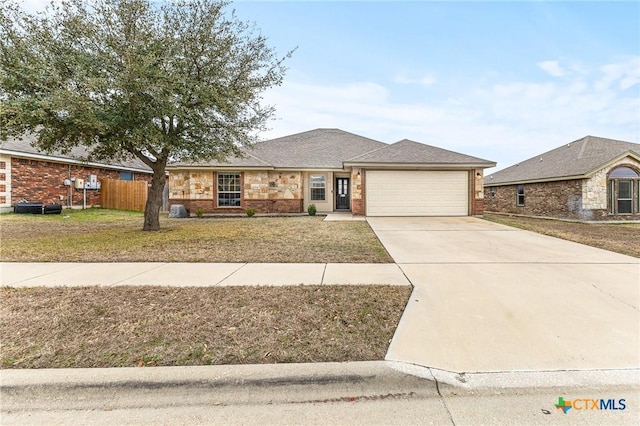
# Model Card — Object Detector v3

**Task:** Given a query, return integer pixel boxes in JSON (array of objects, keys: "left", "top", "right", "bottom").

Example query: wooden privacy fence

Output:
[{"left": 101, "top": 180, "right": 148, "bottom": 212}]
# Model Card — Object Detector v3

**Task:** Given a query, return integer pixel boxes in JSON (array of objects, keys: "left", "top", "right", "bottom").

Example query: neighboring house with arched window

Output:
[{"left": 484, "top": 136, "right": 640, "bottom": 221}]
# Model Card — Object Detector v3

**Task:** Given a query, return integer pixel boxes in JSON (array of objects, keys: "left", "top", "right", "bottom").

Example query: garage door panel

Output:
[{"left": 366, "top": 171, "right": 468, "bottom": 216}]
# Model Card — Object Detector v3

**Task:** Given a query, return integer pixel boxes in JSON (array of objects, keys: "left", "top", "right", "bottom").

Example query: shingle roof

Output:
[
  {"left": 0, "top": 135, "right": 152, "bottom": 172},
  {"left": 346, "top": 139, "right": 495, "bottom": 166},
  {"left": 173, "top": 150, "right": 272, "bottom": 168},
  {"left": 169, "top": 130, "right": 496, "bottom": 170},
  {"left": 252, "top": 128, "right": 388, "bottom": 168},
  {"left": 171, "top": 128, "right": 387, "bottom": 169},
  {"left": 485, "top": 136, "right": 640, "bottom": 185}
]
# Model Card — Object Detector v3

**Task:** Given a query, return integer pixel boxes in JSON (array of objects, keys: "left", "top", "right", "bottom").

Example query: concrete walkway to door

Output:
[{"left": 367, "top": 217, "right": 640, "bottom": 378}]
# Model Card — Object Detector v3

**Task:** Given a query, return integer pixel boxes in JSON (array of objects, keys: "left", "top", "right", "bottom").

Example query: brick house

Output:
[
  {"left": 0, "top": 136, "right": 153, "bottom": 213},
  {"left": 167, "top": 128, "right": 495, "bottom": 216},
  {"left": 484, "top": 136, "right": 640, "bottom": 221}
]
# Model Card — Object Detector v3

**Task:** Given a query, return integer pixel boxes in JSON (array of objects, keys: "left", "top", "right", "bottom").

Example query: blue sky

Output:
[
  {"left": 230, "top": 0, "right": 640, "bottom": 173},
  {"left": 22, "top": 1, "right": 640, "bottom": 173}
]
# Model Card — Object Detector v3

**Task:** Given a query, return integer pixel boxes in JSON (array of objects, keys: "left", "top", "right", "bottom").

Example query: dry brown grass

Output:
[
  {"left": 0, "top": 209, "right": 392, "bottom": 263},
  {"left": 485, "top": 214, "right": 639, "bottom": 258},
  {"left": 0, "top": 285, "right": 411, "bottom": 369}
]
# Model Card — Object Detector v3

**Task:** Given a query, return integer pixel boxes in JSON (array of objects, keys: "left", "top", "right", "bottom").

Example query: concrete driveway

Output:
[{"left": 367, "top": 217, "right": 640, "bottom": 374}]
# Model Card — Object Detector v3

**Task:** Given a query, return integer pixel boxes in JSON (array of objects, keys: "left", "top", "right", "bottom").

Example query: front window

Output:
[
  {"left": 516, "top": 185, "right": 525, "bottom": 206},
  {"left": 310, "top": 175, "right": 326, "bottom": 201},
  {"left": 218, "top": 172, "right": 241, "bottom": 207},
  {"left": 608, "top": 166, "right": 639, "bottom": 215},
  {"left": 120, "top": 171, "right": 133, "bottom": 181}
]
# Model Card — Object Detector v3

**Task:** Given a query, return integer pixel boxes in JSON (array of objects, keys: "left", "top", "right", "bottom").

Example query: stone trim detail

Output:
[
  {"left": 471, "top": 169, "right": 484, "bottom": 215},
  {"left": 351, "top": 167, "right": 364, "bottom": 215}
]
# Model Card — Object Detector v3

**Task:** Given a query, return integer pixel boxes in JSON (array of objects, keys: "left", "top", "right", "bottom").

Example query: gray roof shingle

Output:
[
  {"left": 170, "top": 128, "right": 387, "bottom": 169},
  {"left": 169, "top": 130, "right": 496, "bottom": 169},
  {"left": 172, "top": 150, "right": 272, "bottom": 168},
  {"left": 346, "top": 139, "right": 495, "bottom": 166},
  {"left": 248, "top": 128, "right": 387, "bottom": 168},
  {"left": 1, "top": 135, "right": 152, "bottom": 172},
  {"left": 485, "top": 136, "right": 640, "bottom": 185}
]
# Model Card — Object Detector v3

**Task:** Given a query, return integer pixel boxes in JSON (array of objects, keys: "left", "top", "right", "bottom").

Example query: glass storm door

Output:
[{"left": 335, "top": 177, "right": 350, "bottom": 210}]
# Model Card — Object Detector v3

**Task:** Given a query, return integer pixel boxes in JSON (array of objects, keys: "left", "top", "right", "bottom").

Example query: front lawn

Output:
[
  {"left": 0, "top": 285, "right": 411, "bottom": 368},
  {"left": 484, "top": 213, "right": 639, "bottom": 258},
  {"left": 0, "top": 209, "right": 392, "bottom": 263}
]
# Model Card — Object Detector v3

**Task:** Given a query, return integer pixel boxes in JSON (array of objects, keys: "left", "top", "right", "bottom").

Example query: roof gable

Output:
[
  {"left": 247, "top": 128, "right": 386, "bottom": 168},
  {"left": 347, "top": 139, "right": 495, "bottom": 166},
  {"left": 486, "top": 136, "right": 640, "bottom": 185},
  {"left": 170, "top": 128, "right": 386, "bottom": 169}
]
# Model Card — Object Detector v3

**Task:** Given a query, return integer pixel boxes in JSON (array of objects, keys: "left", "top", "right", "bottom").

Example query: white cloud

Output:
[
  {"left": 394, "top": 73, "right": 437, "bottom": 87},
  {"left": 538, "top": 60, "right": 565, "bottom": 77},
  {"left": 263, "top": 57, "right": 640, "bottom": 173},
  {"left": 595, "top": 56, "right": 640, "bottom": 91}
]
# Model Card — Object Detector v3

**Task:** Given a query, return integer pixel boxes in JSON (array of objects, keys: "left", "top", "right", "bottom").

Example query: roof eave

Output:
[
  {"left": 485, "top": 174, "right": 589, "bottom": 187},
  {"left": 344, "top": 161, "right": 496, "bottom": 169},
  {"left": 166, "top": 165, "right": 275, "bottom": 171},
  {"left": 486, "top": 150, "right": 640, "bottom": 186},
  {"left": 0, "top": 149, "right": 153, "bottom": 173}
]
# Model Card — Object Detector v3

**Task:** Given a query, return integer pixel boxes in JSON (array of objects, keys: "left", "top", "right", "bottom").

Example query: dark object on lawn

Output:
[
  {"left": 14, "top": 200, "right": 44, "bottom": 214},
  {"left": 169, "top": 204, "right": 189, "bottom": 218},
  {"left": 13, "top": 200, "right": 63, "bottom": 215},
  {"left": 44, "top": 203, "right": 63, "bottom": 214}
]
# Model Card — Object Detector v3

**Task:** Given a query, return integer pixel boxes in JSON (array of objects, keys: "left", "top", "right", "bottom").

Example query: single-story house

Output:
[
  {"left": 167, "top": 128, "right": 496, "bottom": 216},
  {"left": 0, "top": 135, "right": 153, "bottom": 213},
  {"left": 484, "top": 135, "right": 640, "bottom": 221}
]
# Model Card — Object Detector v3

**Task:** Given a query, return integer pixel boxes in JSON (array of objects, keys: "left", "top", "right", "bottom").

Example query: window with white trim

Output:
[
  {"left": 608, "top": 166, "right": 639, "bottom": 215},
  {"left": 310, "top": 175, "right": 326, "bottom": 201},
  {"left": 218, "top": 172, "right": 241, "bottom": 207},
  {"left": 516, "top": 184, "right": 525, "bottom": 206}
]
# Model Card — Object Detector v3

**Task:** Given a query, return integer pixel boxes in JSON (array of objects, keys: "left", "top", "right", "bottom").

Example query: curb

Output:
[{"left": 387, "top": 361, "right": 640, "bottom": 390}]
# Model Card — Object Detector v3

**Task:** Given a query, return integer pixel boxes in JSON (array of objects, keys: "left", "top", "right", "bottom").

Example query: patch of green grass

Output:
[{"left": 0, "top": 209, "right": 392, "bottom": 263}]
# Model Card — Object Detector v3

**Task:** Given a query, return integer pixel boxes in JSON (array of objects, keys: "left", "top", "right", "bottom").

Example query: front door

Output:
[{"left": 335, "top": 177, "right": 350, "bottom": 210}]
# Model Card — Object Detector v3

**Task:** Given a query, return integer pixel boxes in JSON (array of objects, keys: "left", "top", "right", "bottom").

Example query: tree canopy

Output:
[{"left": 0, "top": 0, "right": 291, "bottom": 230}]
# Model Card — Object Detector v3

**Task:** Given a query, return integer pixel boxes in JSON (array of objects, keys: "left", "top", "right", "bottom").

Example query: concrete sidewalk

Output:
[{"left": 0, "top": 262, "right": 410, "bottom": 287}]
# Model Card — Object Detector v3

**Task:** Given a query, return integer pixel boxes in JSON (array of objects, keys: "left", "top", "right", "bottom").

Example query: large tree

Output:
[{"left": 0, "top": 0, "right": 291, "bottom": 230}]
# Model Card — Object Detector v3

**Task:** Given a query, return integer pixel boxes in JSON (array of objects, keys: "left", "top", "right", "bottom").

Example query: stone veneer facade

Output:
[
  {"left": 351, "top": 167, "right": 364, "bottom": 215},
  {"left": 170, "top": 170, "right": 304, "bottom": 214},
  {"left": 471, "top": 168, "right": 485, "bottom": 216},
  {"left": 171, "top": 167, "right": 486, "bottom": 216},
  {"left": 5, "top": 156, "right": 151, "bottom": 209},
  {"left": 485, "top": 157, "right": 640, "bottom": 221}
]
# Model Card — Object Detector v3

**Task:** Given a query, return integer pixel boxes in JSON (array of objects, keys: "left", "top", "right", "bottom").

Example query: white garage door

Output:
[{"left": 366, "top": 170, "right": 469, "bottom": 216}]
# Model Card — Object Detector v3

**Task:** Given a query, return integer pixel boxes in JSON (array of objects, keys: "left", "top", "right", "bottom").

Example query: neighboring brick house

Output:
[
  {"left": 485, "top": 136, "right": 640, "bottom": 221},
  {"left": 0, "top": 136, "right": 153, "bottom": 212},
  {"left": 167, "top": 128, "right": 495, "bottom": 216}
]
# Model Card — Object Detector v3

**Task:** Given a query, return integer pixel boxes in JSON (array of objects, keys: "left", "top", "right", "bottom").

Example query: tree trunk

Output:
[{"left": 143, "top": 165, "right": 166, "bottom": 231}]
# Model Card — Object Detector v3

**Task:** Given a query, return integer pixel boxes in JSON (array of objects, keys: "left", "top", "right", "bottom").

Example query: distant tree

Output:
[{"left": 0, "top": 0, "right": 291, "bottom": 230}]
